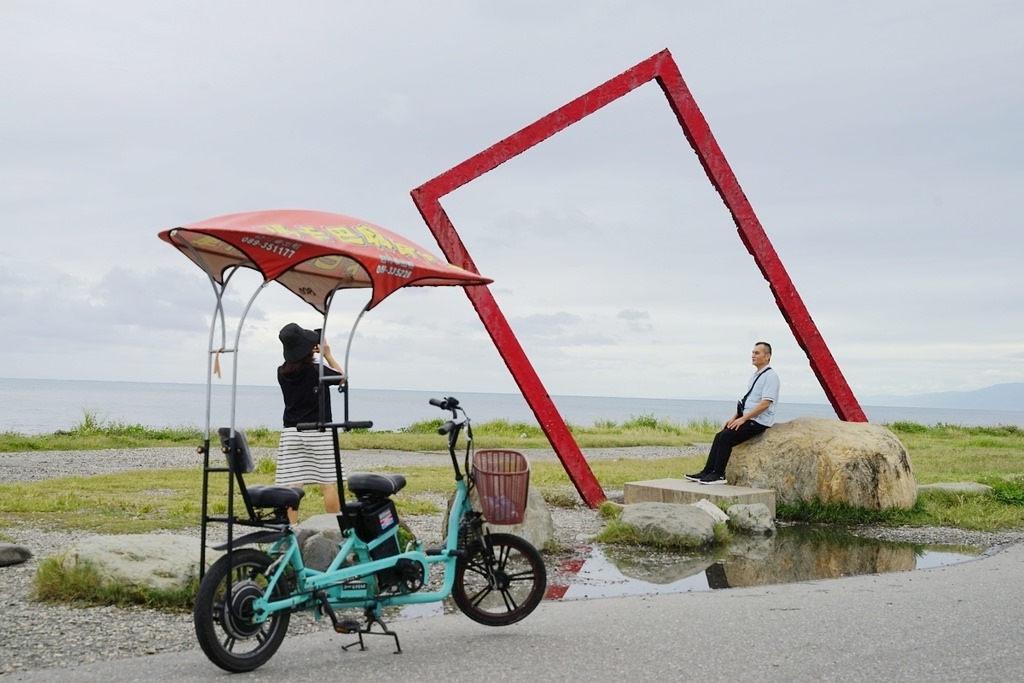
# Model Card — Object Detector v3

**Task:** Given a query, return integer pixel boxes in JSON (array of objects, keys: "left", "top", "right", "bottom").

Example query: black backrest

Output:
[{"left": 217, "top": 427, "right": 255, "bottom": 474}]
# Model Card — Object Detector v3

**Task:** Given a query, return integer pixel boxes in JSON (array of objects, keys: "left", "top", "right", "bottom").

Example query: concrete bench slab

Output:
[{"left": 623, "top": 478, "right": 776, "bottom": 518}]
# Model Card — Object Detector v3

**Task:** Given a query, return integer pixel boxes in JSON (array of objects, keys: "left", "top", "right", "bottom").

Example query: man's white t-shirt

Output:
[{"left": 744, "top": 367, "right": 780, "bottom": 427}]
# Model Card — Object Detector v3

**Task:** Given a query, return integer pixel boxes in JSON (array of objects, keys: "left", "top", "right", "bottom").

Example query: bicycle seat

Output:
[
  {"left": 246, "top": 484, "right": 305, "bottom": 510},
  {"left": 218, "top": 427, "right": 306, "bottom": 512},
  {"left": 348, "top": 472, "right": 406, "bottom": 497}
]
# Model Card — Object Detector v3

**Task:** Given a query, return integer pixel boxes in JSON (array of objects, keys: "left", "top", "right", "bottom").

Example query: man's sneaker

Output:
[
  {"left": 699, "top": 473, "right": 728, "bottom": 485},
  {"left": 684, "top": 471, "right": 707, "bottom": 482}
]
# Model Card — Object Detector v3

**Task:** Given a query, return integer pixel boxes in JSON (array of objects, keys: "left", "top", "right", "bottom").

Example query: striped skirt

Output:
[{"left": 275, "top": 427, "right": 344, "bottom": 485}]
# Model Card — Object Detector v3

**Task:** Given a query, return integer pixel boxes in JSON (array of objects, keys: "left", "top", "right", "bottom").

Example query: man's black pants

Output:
[{"left": 701, "top": 421, "right": 768, "bottom": 476}]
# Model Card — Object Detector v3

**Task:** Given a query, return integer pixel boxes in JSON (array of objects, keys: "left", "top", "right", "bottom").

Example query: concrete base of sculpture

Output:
[{"left": 623, "top": 478, "right": 776, "bottom": 518}]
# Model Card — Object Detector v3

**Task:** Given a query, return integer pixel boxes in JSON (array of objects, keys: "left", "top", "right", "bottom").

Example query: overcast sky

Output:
[{"left": 1, "top": 1, "right": 1021, "bottom": 405}]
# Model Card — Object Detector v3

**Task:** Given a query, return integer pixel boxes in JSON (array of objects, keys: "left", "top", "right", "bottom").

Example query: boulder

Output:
[
  {"left": 61, "top": 534, "right": 213, "bottom": 592},
  {"left": 0, "top": 542, "right": 32, "bottom": 567},
  {"left": 619, "top": 502, "right": 716, "bottom": 546},
  {"left": 729, "top": 417, "right": 917, "bottom": 509}
]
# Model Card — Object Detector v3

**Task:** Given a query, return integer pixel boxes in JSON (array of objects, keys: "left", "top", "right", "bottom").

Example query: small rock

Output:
[
  {"left": 726, "top": 503, "right": 775, "bottom": 535},
  {"left": 918, "top": 482, "right": 993, "bottom": 495},
  {"left": 693, "top": 498, "right": 729, "bottom": 524}
]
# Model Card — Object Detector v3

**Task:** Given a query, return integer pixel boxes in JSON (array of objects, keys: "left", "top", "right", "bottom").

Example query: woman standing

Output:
[{"left": 275, "top": 322, "right": 346, "bottom": 523}]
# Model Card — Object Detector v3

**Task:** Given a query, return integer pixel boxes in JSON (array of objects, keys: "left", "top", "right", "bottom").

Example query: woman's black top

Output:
[{"left": 278, "top": 362, "right": 342, "bottom": 428}]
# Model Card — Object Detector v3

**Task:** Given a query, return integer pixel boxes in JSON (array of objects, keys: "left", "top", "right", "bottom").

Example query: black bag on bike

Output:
[{"left": 344, "top": 497, "right": 401, "bottom": 561}]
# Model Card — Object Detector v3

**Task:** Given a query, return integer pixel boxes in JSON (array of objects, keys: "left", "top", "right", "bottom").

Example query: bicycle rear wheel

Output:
[
  {"left": 453, "top": 532, "right": 546, "bottom": 626},
  {"left": 193, "top": 548, "right": 291, "bottom": 672}
]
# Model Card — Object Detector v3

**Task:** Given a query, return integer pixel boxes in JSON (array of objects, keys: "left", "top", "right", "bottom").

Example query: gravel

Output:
[
  {"left": 2, "top": 445, "right": 1021, "bottom": 676},
  {"left": 0, "top": 446, "right": 622, "bottom": 676}
]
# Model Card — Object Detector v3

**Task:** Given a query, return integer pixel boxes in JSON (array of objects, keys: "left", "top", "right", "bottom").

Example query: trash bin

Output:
[{"left": 472, "top": 449, "right": 530, "bottom": 524}]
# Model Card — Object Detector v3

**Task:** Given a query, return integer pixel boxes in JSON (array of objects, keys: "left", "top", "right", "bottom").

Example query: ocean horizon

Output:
[{"left": 2, "top": 377, "right": 1022, "bottom": 436}]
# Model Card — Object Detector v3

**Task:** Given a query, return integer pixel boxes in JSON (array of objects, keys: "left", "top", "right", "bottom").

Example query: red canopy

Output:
[{"left": 159, "top": 209, "right": 491, "bottom": 312}]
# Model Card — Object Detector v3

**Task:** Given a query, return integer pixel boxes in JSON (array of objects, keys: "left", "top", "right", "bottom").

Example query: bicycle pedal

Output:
[{"left": 334, "top": 619, "right": 361, "bottom": 634}]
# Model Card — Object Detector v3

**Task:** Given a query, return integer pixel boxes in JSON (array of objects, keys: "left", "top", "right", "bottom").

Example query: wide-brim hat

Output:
[{"left": 279, "top": 323, "right": 320, "bottom": 362}]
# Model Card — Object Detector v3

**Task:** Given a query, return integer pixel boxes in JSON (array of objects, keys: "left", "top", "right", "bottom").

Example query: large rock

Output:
[
  {"left": 0, "top": 542, "right": 32, "bottom": 567},
  {"left": 61, "top": 534, "right": 213, "bottom": 592},
  {"left": 729, "top": 417, "right": 917, "bottom": 509},
  {"left": 619, "top": 502, "right": 716, "bottom": 546}
]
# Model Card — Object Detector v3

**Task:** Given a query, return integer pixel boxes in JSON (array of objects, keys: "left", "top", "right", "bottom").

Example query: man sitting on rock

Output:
[{"left": 686, "top": 342, "right": 780, "bottom": 485}]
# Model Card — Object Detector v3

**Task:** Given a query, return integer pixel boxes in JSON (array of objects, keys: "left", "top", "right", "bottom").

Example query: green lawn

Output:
[{"left": 2, "top": 416, "right": 1023, "bottom": 534}]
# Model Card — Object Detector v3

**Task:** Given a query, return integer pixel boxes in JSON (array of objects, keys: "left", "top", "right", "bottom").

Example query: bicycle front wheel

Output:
[
  {"left": 193, "top": 548, "right": 291, "bottom": 673},
  {"left": 453, "top": 532, "right": 547, "bottom": 626}
]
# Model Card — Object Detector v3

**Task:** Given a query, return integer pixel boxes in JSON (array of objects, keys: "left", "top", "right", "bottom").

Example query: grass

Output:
[
  {"left": 0, "top": 411, "right": 713, "bottom": 453},
  {"left": 3, "top": 418, "right": 1023, "bottom": 534},
  {"left": 3, "top": 415, "right": 1024, "bottom": 534},
  {"left": 33, "top": 557, "right": 197, "bottom": 610},
  {"left": 0, "top": 416, "right": 280, "bottom": 452}
]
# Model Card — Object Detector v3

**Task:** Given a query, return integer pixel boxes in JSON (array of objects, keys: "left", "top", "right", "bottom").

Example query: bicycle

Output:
[{"left": 193, "top": 395, "right": 547, "bottom": 673}]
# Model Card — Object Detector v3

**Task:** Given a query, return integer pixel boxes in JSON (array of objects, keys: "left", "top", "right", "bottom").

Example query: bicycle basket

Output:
[{"left": 471, "top": 449, "right": 530, "bottom": 525}]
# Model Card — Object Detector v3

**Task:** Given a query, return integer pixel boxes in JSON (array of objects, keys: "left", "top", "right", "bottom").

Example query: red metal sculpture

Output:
[{"left": 412, "top": 49, "right": 867, "bottom": 508}]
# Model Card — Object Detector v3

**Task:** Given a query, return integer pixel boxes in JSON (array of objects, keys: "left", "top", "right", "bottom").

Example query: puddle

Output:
[
  {"left": 546, "top": 525, "right": 988, "bottom": 601},
  {"left": 391, "top": 526, "right": 987, "bottom": 618}
]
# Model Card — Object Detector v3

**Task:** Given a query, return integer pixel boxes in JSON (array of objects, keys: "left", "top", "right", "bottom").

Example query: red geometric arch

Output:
[{"left": 411, "top": 49, "right": 866, "bottom": 508}]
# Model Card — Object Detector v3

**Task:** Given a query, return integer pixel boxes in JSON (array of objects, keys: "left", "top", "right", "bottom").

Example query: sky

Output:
[{"left": 1, "top": 1, "right": 1022, "bottom": 406}]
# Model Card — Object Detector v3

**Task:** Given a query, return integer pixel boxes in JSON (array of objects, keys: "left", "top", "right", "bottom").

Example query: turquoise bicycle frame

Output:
[{"left": 249, "top": 471, "right": 472, "bottom": 623}]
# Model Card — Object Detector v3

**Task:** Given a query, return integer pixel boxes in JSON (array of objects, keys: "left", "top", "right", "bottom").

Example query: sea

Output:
[{"left": 2, "top": 377, "right": 1022, "bottom": 436}]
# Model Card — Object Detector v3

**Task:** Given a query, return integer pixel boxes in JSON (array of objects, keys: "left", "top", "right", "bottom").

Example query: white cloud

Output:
[{"left": 1, "top": 0, "right": 1021, "bottom": 412}]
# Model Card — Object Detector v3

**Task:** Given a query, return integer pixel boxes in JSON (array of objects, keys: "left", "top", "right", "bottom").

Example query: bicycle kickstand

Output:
[
  {"left": 314, "top": 591, "right": 364, "bottom": 650},
  {"left": 340, "top": 608, "right": 401, "bottom": 654}
]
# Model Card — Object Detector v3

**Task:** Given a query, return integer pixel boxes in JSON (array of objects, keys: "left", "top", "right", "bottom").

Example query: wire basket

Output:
[{"left": 472, "top": 449, "right": 530, "bottom": 525}]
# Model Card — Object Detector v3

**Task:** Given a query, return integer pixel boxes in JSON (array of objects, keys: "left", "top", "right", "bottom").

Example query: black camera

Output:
[{"left": 735, "top": 400, "right": 744, "bottom": 417}]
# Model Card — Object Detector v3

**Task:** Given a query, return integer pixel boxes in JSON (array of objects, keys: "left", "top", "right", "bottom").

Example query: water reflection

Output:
[{"left": 549, "top": 525, "right": 986, "bottom": 600}]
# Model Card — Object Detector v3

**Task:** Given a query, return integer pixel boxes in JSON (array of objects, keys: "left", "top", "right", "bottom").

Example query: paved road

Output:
[{"left": 11, "top": 543, "right": 1023, "bottom": 682}]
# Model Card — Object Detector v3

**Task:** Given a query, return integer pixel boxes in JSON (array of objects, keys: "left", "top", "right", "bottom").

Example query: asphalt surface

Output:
[{"left": 9, "top": 542, "right": 1023, "bottom": 682}]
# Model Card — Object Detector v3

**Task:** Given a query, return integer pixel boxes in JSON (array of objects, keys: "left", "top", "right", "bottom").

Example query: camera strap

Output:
[{"left": 738, "top": 366, "right": 772, "bottom": 411}]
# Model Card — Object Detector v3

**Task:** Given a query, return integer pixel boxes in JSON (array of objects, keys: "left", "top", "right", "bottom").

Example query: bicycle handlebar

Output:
[
  {"left": 430, "top": 396, "right": 471, "bottom": 481},
  {"left": 429, "top": 396, "right": 459, "bottom": 411},
  {"left": 436, "top": 419, "right": 468, "bottom": 436},
  {"left": 296, "top": 420, "right": 373, "bottom": 432}
]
